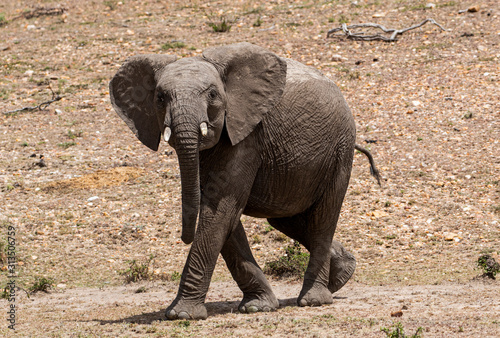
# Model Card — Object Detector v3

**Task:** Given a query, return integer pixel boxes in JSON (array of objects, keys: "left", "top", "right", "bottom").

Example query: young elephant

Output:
[{"left": 110, "top": 43, "right": 362, "bottom": 320}]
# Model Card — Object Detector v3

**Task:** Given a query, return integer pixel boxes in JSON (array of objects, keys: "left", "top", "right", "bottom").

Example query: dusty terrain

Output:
[{"left": 0, "top": 0, "right": 499, "bottom": 336}]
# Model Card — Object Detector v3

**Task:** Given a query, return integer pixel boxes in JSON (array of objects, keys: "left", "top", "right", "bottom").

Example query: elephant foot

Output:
[
  {"left": 238, "top": 292, "right": 279, "bottom": 314},
  {"left": 165, "top": 300, "right": 207, "bottom": 320},
  {"left": 328, "top": 240, "right": 356, "bottom": 294},
  {"left": 297, "top": 285, "right": 333, "bottom": 307}
]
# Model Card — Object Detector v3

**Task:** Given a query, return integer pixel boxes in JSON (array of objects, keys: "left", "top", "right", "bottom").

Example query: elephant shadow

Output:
[{"left": 95, "top": 296, "right": 347, "bottom": 325}]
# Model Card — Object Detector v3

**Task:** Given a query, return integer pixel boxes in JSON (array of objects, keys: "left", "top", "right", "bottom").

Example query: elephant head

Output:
[{"left": 109, "top": 43, "right": 287, "bottom": 244}]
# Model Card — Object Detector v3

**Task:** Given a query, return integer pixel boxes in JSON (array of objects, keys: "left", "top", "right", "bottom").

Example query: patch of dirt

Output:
[
  {"left": 4, "top": 280, "right": 499, "bottom": 336},
  {"left": 41, "top": 166, "right": 144, "bottom": 191},
  {"left": 0, "top": 0, "right": 499, "bottom": 336}
]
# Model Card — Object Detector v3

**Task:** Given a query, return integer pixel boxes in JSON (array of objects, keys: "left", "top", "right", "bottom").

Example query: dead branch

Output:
[
  {"left": 3, "top": 86, "right": 62, "bottom": 116},
  {"left": 327, "top": 18, "right": 446, "bottom": 42},
  {"left": 12, "top": 6, "right": 66, "bottom": 21}
]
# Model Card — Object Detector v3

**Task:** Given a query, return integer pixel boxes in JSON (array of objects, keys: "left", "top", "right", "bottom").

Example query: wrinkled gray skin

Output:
[{"left": 110, "top": 43, "right": 357, "bottom": 320}]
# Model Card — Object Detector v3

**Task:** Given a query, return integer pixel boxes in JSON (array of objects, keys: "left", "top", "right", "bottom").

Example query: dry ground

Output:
[{"left": 0, "top": 0, "right": 499, "bottom": 336}]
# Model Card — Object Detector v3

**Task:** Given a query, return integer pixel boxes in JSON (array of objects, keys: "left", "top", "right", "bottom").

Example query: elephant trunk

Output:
[{"left": 172, "top": 115, "right": 201, "bottom": 245}]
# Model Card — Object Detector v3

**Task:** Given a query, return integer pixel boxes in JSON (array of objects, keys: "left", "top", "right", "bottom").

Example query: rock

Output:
[
  {"left": 412, "top": 100, "right": 421, "bottom": 107},
  {"left": 372, "top": 13, "right": 385, "bottom": 18},
  {"left": 331, "top": 54, "right": 343, "bottom": 62},
  {"left": 391, "top": 310, "right": 403, "bottom": 317},
  {"left": 55, "top": 109, "right": 63, "bottom": 115},
  {"left": 24, "top": 70, "right": 34, "bottom": 77},
  {"left": 426, "top": 3, "right": 436, "bottom": 9},
  {"left": 372, "top": 210, "right": 389, "bottom": 218},
  {"left": 468, "top": 5, "right": 480, "bottom": 12},
  {"left": 444, "top": 232, "right": 457, "bottom": 241},
  {"left": 57, "top": 283, "right": 67, "bottom": 289},
  {"left": 87, "top": 196, "right": 99, "bottom": 202},
  {"left": 27, "top": 25, "right": 36, "bottom": 30}
]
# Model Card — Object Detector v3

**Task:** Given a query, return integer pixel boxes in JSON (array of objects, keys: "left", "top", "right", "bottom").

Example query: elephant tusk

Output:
[
  {"left": 200, "top": 122, "right": 208, "bottom": 137},
  {"left": 163, "top": 127, "right": 171, "bottom": 142}
]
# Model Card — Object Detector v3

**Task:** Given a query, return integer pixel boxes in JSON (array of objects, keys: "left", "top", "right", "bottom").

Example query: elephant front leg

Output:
[
  {"left": 221, "top": 221, "right": 279, "bottom": 313},
  {"left": 165, "top": 233, "right": 223, "bottom": 320}
]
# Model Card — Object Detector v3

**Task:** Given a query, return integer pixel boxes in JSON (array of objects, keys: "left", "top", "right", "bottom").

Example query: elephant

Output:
[{"left": 109, "top": 42, "right": 380, "bottom": 320}]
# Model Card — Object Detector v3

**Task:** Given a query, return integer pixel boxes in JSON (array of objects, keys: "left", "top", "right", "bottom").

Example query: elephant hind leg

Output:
[
  {"left": 328, "top": 240, "right": 356, "bottom": 294},
  {"left": 221, "top": 221, "right": 279, "bottom": 313},
  {"left": 267, "top": 217, "right": 356, "bottom": 295}
]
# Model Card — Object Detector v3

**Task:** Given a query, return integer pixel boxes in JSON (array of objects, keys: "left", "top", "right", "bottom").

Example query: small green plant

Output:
[
  {"left": 135, "top": 286, "right": 147, "bottom": 293},
  {"left": 21, "top": 141, "right": 29, "bottom": 147},
  {"left": 104, "top": 0, "right": 117, "bottom": 10},
  {"left": 0, "top": 13, "right": 7, "bottom": 27},
  {"left": 58, "top": 141, "right": 76, "bottom": 149},
  {"left": 381, "top": 321, "right": 423, "bottom": 338},
  {"left": 264, "top": 225, "right": 274, "bottom": 234},
  {"left": 438, "top": 1, "right": 457, "bottom": 7},
  {"left": 273, "top": 232, "right": 288, "bottom": 242},
  {"left": 338, "top": 14, "right": 349, "bottom": 24},
  {"left": 67, "top": 130, "right": 82, "bottom": 139},
  {"left": 161, "top": 41, "right": 186, "bottom": 50},
  {"left": 207, "top": 16, "right": 232, "bottom": 32},
  {"left": 177, "top": 320, "right": 191, "bottom": 328},
  {"left": 30, "top": 277, "right": 55, "bottom": 293},
  {"left": 477, "top": 254, "right": 500, "bottom": 279},
  {"left": 121, "top": 254, "right": 155, "bottom": 283},
  {"left": 1, "top": 285, "right": 9, "bottom": 299},
  {"left": 463, "top": 111, "right": 473, "bottom": 119},
  {"left": 253, "top": 17, "right": 263, "bottom": 27},
  {"left": 265, "top": 241, "right": 309, "bottom": 278},
  {"left": 170, "top": 271, "right": 181, "bottom": 281},
  {"left": 253, "top": 234, "right": 262, "bottom": 244}
]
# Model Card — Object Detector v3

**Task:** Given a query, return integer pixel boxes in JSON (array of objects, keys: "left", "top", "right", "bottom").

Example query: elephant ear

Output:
[
  {"left": 203, "top": 43, "right": 287, "bottom": 145},
  {"left": 109, "top": 54, "right": 177, "bottom": 151}
]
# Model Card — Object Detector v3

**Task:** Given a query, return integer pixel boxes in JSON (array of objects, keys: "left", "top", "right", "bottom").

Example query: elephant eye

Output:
[
  {"left": 208, "top": 89, "right": 218, "bottom": 101},
  {"left": 157, "top": 91, "right": 165, "bottom": 103}
]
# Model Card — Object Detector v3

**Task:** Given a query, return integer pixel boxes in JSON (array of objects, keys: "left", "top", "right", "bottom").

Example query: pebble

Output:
[
  {"left": 426, "top": 3, "right": 436, "bottom": 9},
  {"left": 331, "top": 54, "right": 343, "bottom": 62},
  {"left": 27, "top": 25, "right": 36, "bottom": 30},
  {"left": 57, "top": 284, "right": 67, "bottom": 289},
  {"left": 24, "top": 70, "right": 34, "bottom": 77},
  {"left": 87, "top": 196, "right": 99, "bottom": 202},
  {"left": 55, "top": 109, "right": 63, "bottom": 115},
  {"left": 444, "top": 233, "right": 457, "bottom": 241}
]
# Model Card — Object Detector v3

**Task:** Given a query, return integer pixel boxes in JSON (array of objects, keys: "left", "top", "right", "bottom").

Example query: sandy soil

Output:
[{"left": 4, "top": 279, "right": 499, "bottom": 336}]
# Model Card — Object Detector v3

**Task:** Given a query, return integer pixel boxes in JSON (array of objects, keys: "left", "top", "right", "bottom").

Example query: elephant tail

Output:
[{"left": 354, "top": 144, "right": 381, "bottom": 186}]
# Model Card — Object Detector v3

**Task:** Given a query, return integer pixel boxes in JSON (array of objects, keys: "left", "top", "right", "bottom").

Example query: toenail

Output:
[
  {"left": 166, "top": 310, "right": 177, "bottom": 320},
  {"left": 247, "top": 305, "right": 258, "bottom": 313},
  {"left": 178, "top": 311, "right": 190, "bottom": 320}
]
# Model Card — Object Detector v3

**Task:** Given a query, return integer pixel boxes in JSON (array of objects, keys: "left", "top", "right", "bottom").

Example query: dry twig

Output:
[
  {"left": 3, "top": 86, "right": 62, "bottom": 116},
  {"left": 327, "top": 18, "right": 446, "bottom": 42},
  {"left": 12, "top": 6, "right": 66, "bottom": 21}
]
